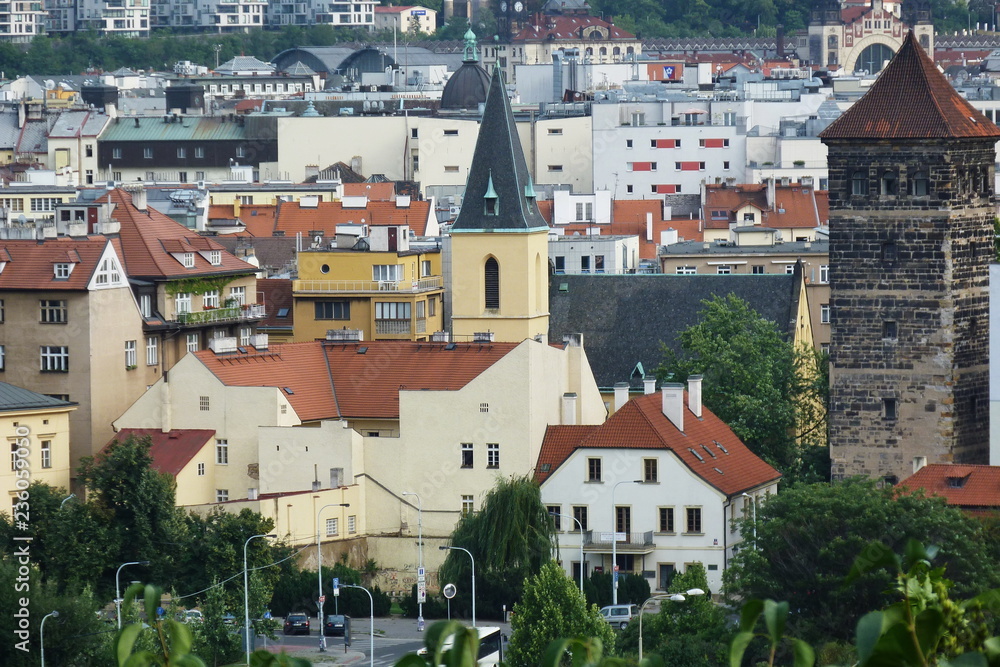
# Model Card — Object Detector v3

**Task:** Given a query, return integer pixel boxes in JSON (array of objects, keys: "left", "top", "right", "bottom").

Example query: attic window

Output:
[
  {"left": 54, "top": 263, "right": 72, "bottom": 279},
  {"left": 688, "top": 447, "right": 705, "bottom": 462},
  {"left": 700, "top": 444, "right": 717, "bottom": 459},
  {"left": 947, "top": 476, "right": 967, "bottom": 488},
  {"left": 283, "top": 387, "right": 294, "bottom": 395},
  {"left": 277, "top": 308, "right": 289, "bottom": 318},
  {"left": 444, "top": 129, "right": 459, "bottom": 136},
  {"left": 713, "top": 440, "right": 729, "bottom": 454},
  {"left": 540, "top": 463, "right": 551, "bottom": 472},
  {"left": 358, "top": 346, "right": 368, "bottom": 354},
  {"left": 209, "top": 250, "right": 222, "bottom": 266},
  {"left": 444, "top": 342, "right": 457, "bottom": 350},
  {"left": 713, "top": 467, "right": 724, "bottom": 474},
  {"left": 182, "top": 252, "right": 195, "bottom": 268}
]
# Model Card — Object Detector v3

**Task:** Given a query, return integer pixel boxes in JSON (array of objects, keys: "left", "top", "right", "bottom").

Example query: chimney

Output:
[
  {"left": 643, "top": 375, "right": 656, "bottom": 395},
  {"left": 562, "top": 392, "right": 578, "bottom": 425},
  {"left": 126, "top": 184, "right": 147, "bottom": 212},
  {"left": 687, "top": 375, "right": 703, "bottom": 419},
  {"left": 614, "top": 382, "right": 629, "bottom": 412},
  {"left": 661, "top": 383, "right": 685, "bottom": 432}
]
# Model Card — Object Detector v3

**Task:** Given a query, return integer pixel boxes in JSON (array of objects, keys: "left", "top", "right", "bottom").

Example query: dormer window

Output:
[
  {"left": 54, "top": 263, "right": 72, "bottom": 279},
  {"left": 182, "top": 252, "right": 195, "bottom": 268},
  {"left": 484, "top": 171, "right": 499, "bottom": 216},
  {"left": 209, "top": 250, "right": 221, "bottom": 266}
]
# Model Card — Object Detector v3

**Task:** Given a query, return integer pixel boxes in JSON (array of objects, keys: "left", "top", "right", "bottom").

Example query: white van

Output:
[{"left": 599, "top": 604, "right": 638, "bottom": 629}]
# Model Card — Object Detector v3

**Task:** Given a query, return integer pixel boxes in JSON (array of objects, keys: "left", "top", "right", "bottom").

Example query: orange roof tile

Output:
[
  {"left": 344, "top": 182, "right": 396, "bottom": 200},
  {"left": 275, "top": 199, "right": 432, "bottom": 236},
  {"left": 257, "top": 278, "right": 293, "bottom": 328},
  {"left": 103, "top": 188, "right": 258, "bottom": 279},
  {"left": 514, "top": 14, "right": 636, "bottom": 42},
  {"left": 537, "top": 392, "right": 780, "bottom": 496},
  {"left": 0, "top": 237, "right": 114, "bottom": 290},
  {"left": 196, "top": 339, "right": 520, "bottom": 421},
  {"left": 898, "top": 464, "right": 1000, "bottom": 509},
  {"left": 821, "top": 31, "right": 1000, "bottom": 140},
  {"left": 109, "top": 428, "right": 215, "bottom": 477},
  {"left": 536, "top": 425, "right": 599, "bottom": 482},
  {"left": 703, "top": 183, "right": 827, "bottom": 230}
]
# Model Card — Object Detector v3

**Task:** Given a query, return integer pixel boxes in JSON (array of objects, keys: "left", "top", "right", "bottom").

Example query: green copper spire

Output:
[{"left": 463, "top": 25, "right": 479, "bottom": 62}]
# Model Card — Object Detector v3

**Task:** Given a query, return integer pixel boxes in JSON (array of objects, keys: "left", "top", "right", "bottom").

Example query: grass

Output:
[{"left": 390, "top": 602, "right": 404, "bottom": 616}]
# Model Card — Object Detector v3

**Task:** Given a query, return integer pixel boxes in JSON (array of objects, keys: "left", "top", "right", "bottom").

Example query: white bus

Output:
[{"left": 418, "top": 625, "right": 504, "bottom": 666}]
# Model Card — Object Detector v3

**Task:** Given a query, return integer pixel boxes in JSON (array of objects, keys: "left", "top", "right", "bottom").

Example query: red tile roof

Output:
[
  {"left": 897, "top": 464, "right": 1000, "bottom": 509},
  {"left": 0, "top": 237, "right": 114, "bottom": 290},
  {"left": 514, "top": 14, "right": 636, "bottom": 42},
  {"left": 344, "top": 182, "right": 396, "bottom": 200},
  {"left": 195, "top": 339, "right": 520, "bottom": 421},
  {"left": 257, "top": 278, "right": 293, "bottom": 328},
  {"left": 103, "top": 188, "right": 258, "bottom": 279},
  {"left": 537, "top": 391, "right": 780, "bottom": 496},
  {"left": 703, "top": 183, "right": 828, "bottom": 230},
  {"left": 109, "top": 428, "right": 215, "bottom": 477},
  {"left": 820, "top": 31, "right": 1000, "bottom": 140},
  {"left": 275, "top": 199, "right": 432, "bottom": 236}
]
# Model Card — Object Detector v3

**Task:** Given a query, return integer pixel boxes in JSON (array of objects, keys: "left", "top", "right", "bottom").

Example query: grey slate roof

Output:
[
  {"left": 451, "top": 67, "right": 548, "bottom": 232},
  {"left": 548, "top": 273, "right": 801, "bottom": 389},
  {"left": 0, "top": 382, "right": 77, "bottom": 412},
  {"left": 661, "top": 239, "right": 830, "bottom": 257},
  {"left": 48, "top": 110, "right": 108, "bottom": 138},
  {"left": 218, "top": 55, "right": 275, "bottom": 74},
  {"left": 16, "top": 121, "right": 48, "bottom": 154},
  {"left": 0, "top": 111, "right": 20, "bottom": 150},
  {"left": 284, "top": 61, "right": 316, "bottom": 76}
]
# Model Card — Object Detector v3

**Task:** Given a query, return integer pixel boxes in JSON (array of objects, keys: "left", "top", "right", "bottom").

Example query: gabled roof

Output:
[
  {"left": 99, "top": 116, "right": 248, "bottom": 143},
  {"left": 0, "top": 382, "right": 77, "bottom": 412},
  {"left": 513, "top": 15, "right": 636, "bottom": 42},
  {"left": 451, "top": 67, "right": 549, "bottom": 233},
  {"left": 344, "top": 182, "right": 396, "bottom": 200},
  {"left": 898, "top": 464, "right": 1000, "bottom": 509},
  {"left": 703, "top": 183, "right": 828, "bottom": 230},
  {"left": 217, "top": 55, "right": 275, "bottom": 75},
  {"left": 548, "top": 274, "right": 800, "bottom": 389},
  {"left": 274, "top": 199, "right": 432, "bottom": 236},
  {"left": 110, "top": 428, "right": 215, "bottom": 477},
  {"left": 0, "top": 237, "right": 117, "bottom": 291},
  {"left": 538, "top": 392, "right": 780, "bottom": 495},
  {"left": 195, "top": 339, "right": 520, "bottom": 421},
  {"left": 103, "top": 188, "right": 257, "bottom": 280},
  {"left": 820, "top": 31, "right": 1000, "bottom": 140}
]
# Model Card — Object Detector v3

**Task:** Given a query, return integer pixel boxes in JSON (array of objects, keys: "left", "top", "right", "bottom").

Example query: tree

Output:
[
  {"left": 506, "top": 562, "right": 616, "bottom": 667},
  {"left": 191, "top": 581, "right": 242, "bottom": 667},
  {"left": 654, "top": 293, "right": 828, "bottom": 481},
  {"left": 723, "top": 479, "right": 1000, "bottom": 646},
  {"left": 440, "top": 475, "right": 555, "bottom": 619}
]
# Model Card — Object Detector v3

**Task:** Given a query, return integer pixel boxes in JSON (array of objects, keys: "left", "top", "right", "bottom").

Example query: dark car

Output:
[
  {"left": 324, "top": 614, "right": 348, "bottom": 637},
  {"left": 283, "top": 613, "right": 310, "bottom": 636}
]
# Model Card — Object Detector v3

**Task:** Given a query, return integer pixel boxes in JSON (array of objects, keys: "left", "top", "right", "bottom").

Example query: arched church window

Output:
[{"left": 485, "top": 258, "right": 500, "bottom": 310}]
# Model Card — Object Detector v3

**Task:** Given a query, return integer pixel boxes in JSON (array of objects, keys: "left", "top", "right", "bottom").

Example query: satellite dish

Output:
[
  {"left": 443, "top": 583, "right": 457, "bottom": 599},
  {"left": 17, "top": 214, "right": 26, "bottom": 224}
]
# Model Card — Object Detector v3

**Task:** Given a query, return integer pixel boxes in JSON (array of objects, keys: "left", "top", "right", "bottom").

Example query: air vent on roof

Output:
[
  {"left": 209, "top": 337, "right": 238, "bottom": 354},
  {"left": 473, "top": 331, "right": 495, "bottom": 343},
  {"left": 327, "top": 329, "right": 363, "bottom": 342},
  {"left": 283, "top": 387, "right": 294, "bottom": 395},
  {"left": 250, "top": 333, "right": 269, "bottom": 350},
  {"left": 431, "top": 331, "right": 450, "bottom": 343},
  {"left": 688, "top": 447, "right": 705, "bottom": 462},
  {"left": 713, "top": 440, "right": 729, "bottom": 454},
  {"left": 713, "top": 467, "right": 724, "bottom": 474}
]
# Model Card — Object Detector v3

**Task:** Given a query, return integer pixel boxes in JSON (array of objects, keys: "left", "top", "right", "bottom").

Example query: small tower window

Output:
[
  {"left": 484, "top": 171, "right": 499, "bottom": 216},
  {"left": 909, "top": 170, "right": 929, "bottom": 196},
  {"left": 851, "top": 170, "right": 868, "bottom": 195},
  {"left": 880, "top": 169, "right": 898, "bottom": 195},
  {"left": 485, "top": 257, "right": 500, "bottom": 310}
]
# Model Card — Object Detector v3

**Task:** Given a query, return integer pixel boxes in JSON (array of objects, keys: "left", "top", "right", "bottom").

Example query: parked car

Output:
[
  {"left": 283, "top": 613, "right": 310, "bottom": 635},
  {"left": 324, "top": 614, "right": 349, "bottom": 637},
  {"left": 181, "top": 610, "right": 203, "bottom": 623},
  {"left": 599, "top": 604, "right": 638, "bottom": 629}
]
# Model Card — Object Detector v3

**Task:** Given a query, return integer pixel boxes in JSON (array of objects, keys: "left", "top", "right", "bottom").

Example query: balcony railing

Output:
[
  {"left": 582, "top": 530, "right": 655, "bottom": 551},
  {"left": 375, "top": 319, "right": 411, "bottom": 335},
  {"left": 175, "top": 304, "right": 265, "bottom": 325},
  {"left": 293, "top": 276, "right": 443, "bottom": 294}
]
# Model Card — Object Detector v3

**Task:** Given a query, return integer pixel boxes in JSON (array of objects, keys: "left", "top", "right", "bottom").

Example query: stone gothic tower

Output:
[
  {"left": 450, "top": 66, "right": 550, "bottom": 343},
  {"left": 820, "top": 31, "right": 999, "bottom": 483}
]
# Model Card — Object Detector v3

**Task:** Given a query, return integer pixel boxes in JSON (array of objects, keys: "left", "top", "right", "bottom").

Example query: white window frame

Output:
[
  {"left": 197, "top": 462, "right": 205, "bottom": 476},
  {"left": 326, "top": 517, "right": 339, "bottom": 536},
  {"left": 125, "top": 340, "right": 137, "bottom": 367},
  {"left": 203, "top": 290, "right": 220, "bottom": 309},
  {"left": 186, "top": 333, "right": 199, "bottom": 352},
  {"left": 216, "top": 489, "right": 229, "bottom": 502},
  {"left": 54, "top": 263, "right": 72, "bottom": 279},
  {"left": 40, "top": 346, "right": 69, "bottom": 372},
  {"left": 372, "top": 264, "right": 403, "bottom": 282},
  {"left": 40, "top": 440, "right": 51, "bottom": 469},
  {"left": 175, "top": 293, "right": 192, "bottom": 314},
  {"left": 229, "top": 285, "right": 246, "bottom": 306},
  {"left": 216, "top": 439, "right": 228, "bottom": 465},
  {"left": 146, "top": 337, "right": 158, "bottom": 366}
]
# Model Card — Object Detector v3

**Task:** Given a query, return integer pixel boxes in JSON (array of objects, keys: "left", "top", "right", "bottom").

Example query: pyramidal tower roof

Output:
[
  {"left": 451, "top": 67, "right": 549, "bottom": 232},
  {"left": 820, "top": 31, "right": 1000, "bottom": 141}
]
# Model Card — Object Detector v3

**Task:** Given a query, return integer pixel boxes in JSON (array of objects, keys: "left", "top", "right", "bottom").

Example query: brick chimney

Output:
[
  {"left": 661, "top": 383, "right": 684, "bottom": 432},
  {"left": 687, "top": 375, "right": 703, "bottom": 418}
]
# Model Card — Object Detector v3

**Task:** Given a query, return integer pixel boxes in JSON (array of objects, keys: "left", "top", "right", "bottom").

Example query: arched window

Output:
[
  {"left": 585, "top": 47, "right": 593, "bottom": 56},
  {"left": 909, "top": 170, "right": 929, "bottom": 196},
  {"left": 613, "top": 46, "right": 621, "bottom": 56},
  {"left": 599, "top": 47, "right": 607, "bottom": 56},
  {"left": 919, "top": 34, "right": 930, "bottom": 50},
  {"left": 851, "top": 169, "right": 868, "bottom": 195},
  {"left": 880, "top": 169, "right": 898, "bottom": 195},
  {"left": 827, "top": 34, "right": 838, "bottom": 49},
  {"left": 485, "top": 258, "right": 500, "bottom": 310}
]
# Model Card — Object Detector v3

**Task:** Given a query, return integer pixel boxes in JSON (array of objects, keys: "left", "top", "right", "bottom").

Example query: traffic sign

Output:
[
  {"left": 333, "top": 577, "right": 340, "bottom": 597},
  {"left": 319, "top": 595, "right": 326, "bottom": 603},
  {"left": 417, "top": 567, "right": 425, "bottom": 577},
  {"left": 442, "top": 583, "right": 457, "bottom": 599}
]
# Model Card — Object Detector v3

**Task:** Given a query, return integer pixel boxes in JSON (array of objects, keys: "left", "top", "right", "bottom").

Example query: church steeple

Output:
[{"left": 451, "top": 66, "right": 548, "bottom": 233}]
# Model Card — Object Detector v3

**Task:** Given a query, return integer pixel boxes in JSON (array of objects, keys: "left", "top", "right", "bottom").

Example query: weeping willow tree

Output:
[{"left": 438, "top": 475, "right": 556, "bottom": 620}]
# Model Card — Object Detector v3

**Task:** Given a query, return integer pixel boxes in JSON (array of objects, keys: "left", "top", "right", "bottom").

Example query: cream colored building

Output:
[
  {"left": 373, "top": 5, "right": 437, "bottom": 34},
  {"left": 0, "top": 386, "right": 76, "bottom": 511}
]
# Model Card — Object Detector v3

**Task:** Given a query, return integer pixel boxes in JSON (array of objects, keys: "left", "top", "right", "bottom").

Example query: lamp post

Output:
[
  {"left": 439, "top": 545, "right": 475, "bottom": 627},
  {"left": 741, "top": 492, "right": 757, "bottom": 543},
  {"left": 316, "top": 503, "right": 349, "bottom": 652},
  {"left": 611, "top": 479, "right": 641, "bottom": 605},
  {"left": 637, "top": 589, "right": 705, "bottom": 661},
  {"left": 115, "top": 560, "right": 149, "bottom": 630},
  {"left": 402, "top": 491, "right": 424, "bottom": 631},
  {"left": 548, "top": 511, "right": 584, "bottom": 594},
  {"left": 40, "top": 610, "right": 58, "bottom": 667},
  {"left": 342, "top": 584, "right": 374, "bottom": 667},
  {"left": 244, "top": 533, "right": 276, "bottom": 665},
  {"left": 59, "top": 493, "right": 75, "bottom": 508}
]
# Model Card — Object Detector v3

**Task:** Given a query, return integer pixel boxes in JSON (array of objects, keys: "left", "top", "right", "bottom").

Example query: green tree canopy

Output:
[
  {"left": 506, "top": 561, "right": 616, "bottom": 667},
  {"left": 723, "top": 479, "right": 1000, "bottom": 646},
  {"left": 439, "top": 475, "right": 555, "bottom": 619}
]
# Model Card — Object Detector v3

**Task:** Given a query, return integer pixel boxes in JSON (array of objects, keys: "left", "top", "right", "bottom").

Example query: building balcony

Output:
[
  {"left": 582, "top": 530, "right": 655, "bottom": 554},
  {"left": 375, "top": 318, "right": 410, "bottom": 335},
  {"left": 174, "top": 303, "right": 265, "bottom": 325},
  {"left": 293, "top": 276, "right": 443, "bottom": 294}
]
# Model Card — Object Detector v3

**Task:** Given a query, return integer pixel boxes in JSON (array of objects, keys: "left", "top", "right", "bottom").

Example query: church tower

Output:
[
  {"left": 449, "top": 66, "right": 550, "bottom": 343},
  {"left": 820, "top": 32, "right": 999, "bottom": 483}
]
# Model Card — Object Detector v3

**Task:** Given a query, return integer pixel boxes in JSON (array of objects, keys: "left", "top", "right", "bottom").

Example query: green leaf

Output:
[
  {"left": 164, "top": 618, "right": 193, "bottom": 656},
  {"left": 943, "top": 653, "right": 989, "bottom": 667},
  {"left": 396, "top": 655, "right": 430, "bottom": 667},
  {"left": 846, "top": 542, "right": 901, "bottom": 585},
  {"left": 913, "top": 607, "right": 945, "bottom": 657},
  {"left": 738, "top": 599, "right": 764, "bottom": 633},
  {"left": 142, "top": 584, "right": 160, "bottom": 628},
  {"left": 729, "top": 631, "right": 756, "bottom": 667},
  {"left": 855, "top": 611, "right": 885, "bottom": 666},
  {"left": 541, "top": 638, "right": 573, "bottom": 667},
  {"left": 114, "top": 624, "right": 143, "bottom": 666},
  {"left": 790, "top": 638, "right": 815, "bottom": 667},
  {"left": 762, "top": 599, "right": 788, "bottom": 645}
]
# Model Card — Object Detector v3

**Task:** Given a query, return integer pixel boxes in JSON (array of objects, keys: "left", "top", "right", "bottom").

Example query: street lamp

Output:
[
  {"left": 439, "top": 545, "right": 475, "bottom": 627},
  {"left": 611, "top": 479, "right": 641, "bottom": 605},
  {"left": 59, "top": 493, "right": 75, "bottom": 508},
  {"left": 244, "top": 533, "right": 276, "bottom": 665},
  {"left": 40, "top": 610, "right": 58, "bottom": 667},
  {"left": 316, "top": 503, "right": 349, "bottom": 652},
  {"left": 548, "top": 511, "right": 584, "bottom": 594},
  {"left": 402, "top": 491, "right": 424, "bottom": 631},
  {"left": 638, "top": 589, "right": 706, "bottom": 661},
  {"left": 342, "top": 584, "right": 374, "bottom": 667},
  {"left": 115, "top": 560, "right": 149, "bottom": 630},
  {"left": 741, "top": 492, "right": 757, "bottom": 543}
]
